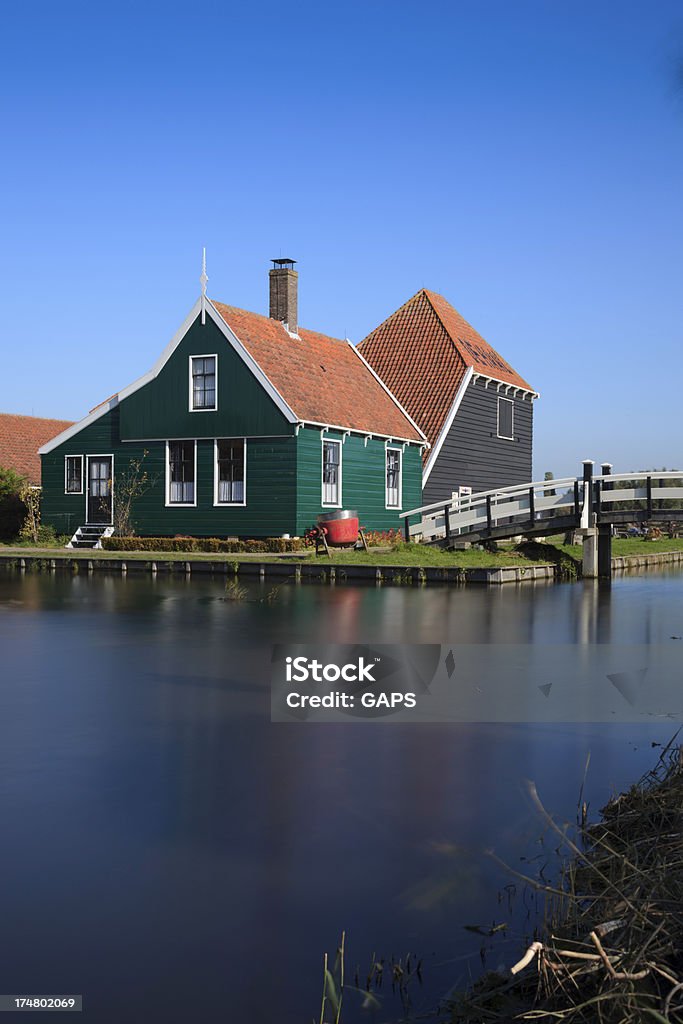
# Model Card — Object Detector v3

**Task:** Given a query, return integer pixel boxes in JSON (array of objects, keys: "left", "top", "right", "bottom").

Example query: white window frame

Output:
[
  {"left": 64, "top": 454, "right": 84, "bottom": 495},
  {"left": 385, "top": 446, "right": 402, "bottom": 510},
  {"left": 189, "top": 354, "right": 218, "bottom": 412},
  {"left": 165, "top": 440, "right": 197, "bottom": 507},
  {"left": 321, "top": 437, "right": 342, "bottom": 508},
  {"left": 213, "top": 438, "right": 247, "bottom": 507},
  {"left": 85, "top": 454, "right": 114, "bottom": 525},
  {"left": 497, "top": 397, "right": 514, "bottom": 440}
]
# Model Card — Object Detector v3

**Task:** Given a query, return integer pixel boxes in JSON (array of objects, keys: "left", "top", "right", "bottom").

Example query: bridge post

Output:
[
  {"left": 579, "top": 460, "right": 598, "bottom": 577},
  {"left": 597, "top": 464, "right": 614, "bottom": 579},
  {"left": 403, "top": 515, "right": 410, "bottom": 543},
  {"left": 443, "top": 505, "right": 451, "bottom": 545}
]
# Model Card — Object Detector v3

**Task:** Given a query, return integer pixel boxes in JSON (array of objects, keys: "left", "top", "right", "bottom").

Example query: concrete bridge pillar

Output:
[{"left": 580, "top": 527, "right": 599, "bottom": 578}]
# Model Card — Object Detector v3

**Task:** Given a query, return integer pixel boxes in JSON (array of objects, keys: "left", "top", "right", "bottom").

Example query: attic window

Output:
[
  {"left": 497, "top": 397, "right": 514, "bottom": 440},
  {"left": 190, "top": 355, "right": 217, "bottom": 411}
]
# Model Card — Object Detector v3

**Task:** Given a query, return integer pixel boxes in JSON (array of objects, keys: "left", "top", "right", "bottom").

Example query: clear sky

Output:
[{"left": 1, "top": 1, "right": 682, "bottom": 478}]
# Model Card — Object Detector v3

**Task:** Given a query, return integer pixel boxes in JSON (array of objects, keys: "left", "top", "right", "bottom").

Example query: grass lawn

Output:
[
  {"left": 2, "top": 537, "right": 681, "bottom": 570},
  {"left": 0, "top": 541, "right": 543, "bottom": 569},
  {"left": 549, "top": 537, "right": 683, "bottom": 560},
  {"left": 311, "top": 543, "right": 541, "bottom": 567}
]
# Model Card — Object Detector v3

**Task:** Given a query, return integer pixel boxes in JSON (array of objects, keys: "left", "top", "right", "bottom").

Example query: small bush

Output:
[
  {"left": 363, "top": 528, "right": 403, "bottom": 549},
  {"left": 0, "top": 466, "right": 28, "bottom": 541},
  {"left": 102, "top": 535, "right": 307, "bottom": 554}
]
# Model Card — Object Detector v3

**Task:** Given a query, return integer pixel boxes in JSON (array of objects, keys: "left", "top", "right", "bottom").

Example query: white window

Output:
[
  {"left": 322, "top": 439, "right": 342, "bottom": 506},
  {"left": 166, "top": 441, "right": 196, "bottom": 505},
  {"left": 64, "top": 455, "right": 83, "bottom": 494},
  {"left": 214, "top": 439, "right": 246, "bottom": 505},
  {"left": 386, "top": 447, "right": 402, "bottom": 508},
  {"left": 497, "top": 397, "right": 514, "bottom": 440},
  {"left": 189, "top": 355, "right": 217, "bottom": 411}
]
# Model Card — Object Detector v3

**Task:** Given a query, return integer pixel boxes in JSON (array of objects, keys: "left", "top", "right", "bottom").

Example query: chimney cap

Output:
[{"left": 271, "top": 258, "right": 297, "bottom": 270}]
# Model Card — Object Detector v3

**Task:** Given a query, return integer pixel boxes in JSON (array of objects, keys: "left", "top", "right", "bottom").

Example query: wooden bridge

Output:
[{"left": 400, "top": 462, "right": 683, "bottom": 578}]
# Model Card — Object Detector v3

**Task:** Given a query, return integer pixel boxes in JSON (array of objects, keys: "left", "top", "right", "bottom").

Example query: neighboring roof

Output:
[
  {"left": 211, "top": 302, "right": 424, "bottom": 442},
  {"left": 357, "top": 289, "right": 536, "bottom": 451},
  {"left": 0, "top": 413, "right": 74, "bottom": 484}
]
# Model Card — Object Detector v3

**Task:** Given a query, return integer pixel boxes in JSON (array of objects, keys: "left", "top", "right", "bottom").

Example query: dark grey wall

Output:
[{"left": 423, "top": 378, "right": 534, "bottom": 505}]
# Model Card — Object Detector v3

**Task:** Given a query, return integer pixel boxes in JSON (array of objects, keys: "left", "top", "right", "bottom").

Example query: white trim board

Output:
[
  {"left": 422, "top": 367, "right": 474, "bottom": 486},
  {"left": 471, "top": 372, "right": 539, "bottom": 400}
]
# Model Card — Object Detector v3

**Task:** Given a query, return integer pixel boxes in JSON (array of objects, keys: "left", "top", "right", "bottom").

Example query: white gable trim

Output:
[
  {"left": 422, "top": 366, "right": 474, "bottom": 486},
  {"left": 347, "top": 340, "right": 428, "bottom": 444},
  {"left": 471, "top": 372, "right": 539, "bottom": 400},
  {"left": 39, "top": 297, "right": 299, "bottom": 455}
]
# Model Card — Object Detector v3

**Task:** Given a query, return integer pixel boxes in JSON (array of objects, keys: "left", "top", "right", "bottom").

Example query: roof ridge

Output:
[
  {"left": 211, "top": 299, "right": 349, "bottom": 347},
  {"left": 421, "top": 289, "right": 480, "bottom": 367},
  {"left": 357, "top": 288, "right": 430, "bottom": 349}
]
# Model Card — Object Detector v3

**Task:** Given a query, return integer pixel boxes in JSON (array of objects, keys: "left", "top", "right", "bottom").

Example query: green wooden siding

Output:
[
  {"left": 42, "top": 411, "right": 298, "bottom": 539},
  {"left": 119, "top": 315, "right": 291, "bottom": 440},
  {"left": 294, "top": 427, "right": 422, "bottom": 534}
]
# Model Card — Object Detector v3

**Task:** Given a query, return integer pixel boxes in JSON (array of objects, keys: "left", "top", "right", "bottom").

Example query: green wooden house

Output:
[{"left": 40, "top": 261, "right": 426, "bottom": 544}]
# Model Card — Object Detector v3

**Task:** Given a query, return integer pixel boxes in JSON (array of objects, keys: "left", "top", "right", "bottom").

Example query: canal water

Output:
[{"left": 0, "top": 569, "right": 681, "bottom": 1023}]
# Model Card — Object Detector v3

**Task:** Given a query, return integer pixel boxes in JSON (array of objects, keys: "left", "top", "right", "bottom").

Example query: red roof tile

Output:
[
  {"left": 211, "top": 301, "right": 424, "bottom": 442},
  {"left": 0, "top": 413, "right": 74, "bottom": 485},
  {"left": 358, "top": 289, "right": 534, "bottom": 454}
]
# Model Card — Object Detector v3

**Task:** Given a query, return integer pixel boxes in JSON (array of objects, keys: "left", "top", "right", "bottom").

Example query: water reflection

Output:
[{"left": 0, "top": 569, "right": 680, "bottom": 1022}]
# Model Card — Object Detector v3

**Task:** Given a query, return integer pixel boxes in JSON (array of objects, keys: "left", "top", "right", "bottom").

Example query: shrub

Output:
[
  {"left": 102, "top": 535, "right": 307, "bottom": 554},
  {"left": 0, "top": 466, "right": 28, "bottom": 541},
  {"left": 363, "top": 528, "right": 403, "bottom": 549}
]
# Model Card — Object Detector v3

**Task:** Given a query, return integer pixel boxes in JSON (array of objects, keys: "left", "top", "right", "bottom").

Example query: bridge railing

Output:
[
  {"left": 400, "top": 476, "right": 580, "bottom": 542},
  {"left": 593, "top": 472, "right": 683, "bottom": 516}
]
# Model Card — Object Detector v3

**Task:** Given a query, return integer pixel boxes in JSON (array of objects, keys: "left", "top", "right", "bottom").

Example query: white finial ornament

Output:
[{"left": 200, "top": 247, "right": 208, "bottom": 324}]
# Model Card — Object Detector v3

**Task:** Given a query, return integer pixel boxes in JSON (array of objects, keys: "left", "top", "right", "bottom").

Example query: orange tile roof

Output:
[
  {"left": 211, "top": 301, "right": 424, "bottom": 442},
  {"left": 357, "top": 289, "right": 534, "bottom": 453},
  {"left": 0, "top": 413, "right": 74, "bottom": 484}
]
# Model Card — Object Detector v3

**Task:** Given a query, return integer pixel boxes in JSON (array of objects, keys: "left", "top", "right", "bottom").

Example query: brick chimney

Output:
[{"left": 269, "top": 258, "right": 298, "bottom": 333}]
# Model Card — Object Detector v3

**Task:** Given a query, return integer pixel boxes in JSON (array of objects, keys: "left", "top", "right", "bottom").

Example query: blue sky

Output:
[{"left": 1, "top": 1, "right": 682, "bottom": 477}]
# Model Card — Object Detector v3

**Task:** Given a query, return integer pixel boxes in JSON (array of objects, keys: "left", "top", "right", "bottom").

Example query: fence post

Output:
[
  {"left": 443, "top": 505, "right": 451, "bottom": 545},
  {"left": 486, "top": 495, "right": 493, "bottom": 533},
  {"left": 528, "top": 486, "right": 535, "bottom": 524},
  {"left": 403, "top": 516, "right": 410, "bottom": 543}
]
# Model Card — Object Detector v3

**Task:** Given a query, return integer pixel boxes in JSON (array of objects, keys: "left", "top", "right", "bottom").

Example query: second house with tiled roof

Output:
[
  {"left": 358, "top": 289, "right": 538, "bottom": 508},
  {"left": 39, "top": 261, "right": 426, "bottom": 542}
]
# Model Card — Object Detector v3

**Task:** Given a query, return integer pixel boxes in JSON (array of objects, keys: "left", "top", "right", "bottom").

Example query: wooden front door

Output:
[{"left": 87, "top": 456, "right": 113, "bottom": 524}]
